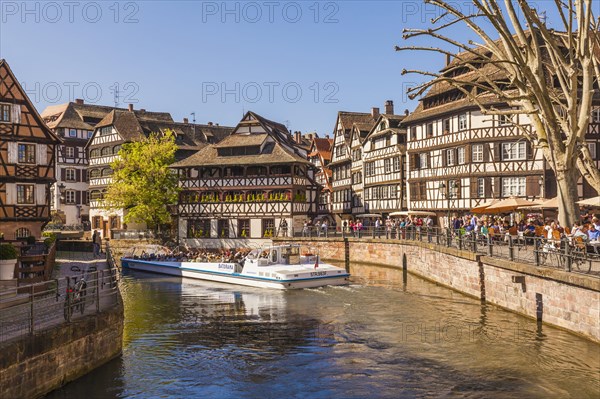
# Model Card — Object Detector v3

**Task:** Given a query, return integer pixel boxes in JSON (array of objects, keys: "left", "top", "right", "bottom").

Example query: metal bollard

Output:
[
  {"left": 508, "top": 236, "right": 514, "bottom": 261},
  {"left": 534, "top": 239, "right": 540, "bottom": 266},
  {"left": 487, "top": 235, "right": 493, "bottom": 256}
]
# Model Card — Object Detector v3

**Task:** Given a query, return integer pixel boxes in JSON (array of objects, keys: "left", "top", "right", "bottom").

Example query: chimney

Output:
[
  {"left": 128, "top": 104, "right": 134, "bottom": 112},
  {"left": 295, "top": 131, "right": 302, "bottom": 143},
  {"left": 446, "top": 53, "right": 452, "bottom": 66},
  {"left": 140, "top": 108, "right": 146, "bottom": 112},
  {"left": 216, "top": 123, "right": 219, "bottom": 126},
  {"left": 385, "top": 100, "right": 394, "bottom": 115},
  {"left": 404, "top": 109, "right": 410, "bottom": 116},
  {"left": 75, "top": 98, "right": 84, "bottom": 105},
  {"left": 371, "top": 107, "right": 380, "bottom": 118},
  {"left": 183, "top": 118, "right": 189, "bottom": 124},
  {"left": 325, "top": 134, "right": 330, "bottom": 139},
  {"left": 208, "top": 121, "right": 213, "bottom": 126}
]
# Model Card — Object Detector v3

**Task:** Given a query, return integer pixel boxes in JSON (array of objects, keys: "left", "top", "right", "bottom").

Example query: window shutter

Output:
[
  {"left": 494, "top": 177, "right": 502, "bottom": 198},
  {"left": 61, "top": 168, "right": 65, "bottom": 181},
  {"left": 484, "top": 177, "right": 492, "bottom": 198},
  {"left": 470, "top": 179, "right": 478, "bottom": 198},
  {"left": 526, "top": 176, "right": 540, "bottom": 196},
  {"left": 12, "top": 104, "right": 21, "bottom": 124},
  {"left": 82, "top": 169, "right": 88, "bottom": 182},
  {"left": 75, "top": 147, "right": 79, "bottom": 159},
  {"left": 7, "top": 142, "right": 17, "bottom": 163},
  {"left": 455, "top": 180, "right": 461, "bottom": 199},
  {"left": 526, "top": 141, "right": 533, "bottom": 160},
  {"left": 427, "top": 153, "right": 431, "bottom": 168},
  {"left": 83, "top": 191, "right": 89, "bottom": 205},
  {"left": 76, "top": 169, "right": 81, "bottom": 182},
  {"left": 37, "top": 144, "right": 47, "bottom": 165},
  {"left": 415, "top": 154, "right": 421, "bottom": 169},
  {"left": 7, "top": 183, "right": 16, "bottom": 204},
  {"left": 408, "top": 154, "right": 414, "bottom": 170},
  {"left": 76, "top": 190, "right": 81, "bottom": 205},
  {"left": 465, "top": 144, "right": 471, "bottom": 163},
  {"left": 493, "top": 143, "right": 501, "bottom": 162},
  {"left": 441, "top": 150, "right": 447, "bottom": 167}
]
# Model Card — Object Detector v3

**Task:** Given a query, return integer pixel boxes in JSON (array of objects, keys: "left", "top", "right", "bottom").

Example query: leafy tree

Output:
[
  {"left": 396, "top": 0, "right": 599, "bottom": 227},
  {"left": 103, "top": 130, "right": 180, "bottom": 232}
]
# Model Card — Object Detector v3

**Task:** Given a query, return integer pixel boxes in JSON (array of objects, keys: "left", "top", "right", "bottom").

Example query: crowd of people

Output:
[{"left": 133, "top": 247, "right": 252, "bottom": 263}]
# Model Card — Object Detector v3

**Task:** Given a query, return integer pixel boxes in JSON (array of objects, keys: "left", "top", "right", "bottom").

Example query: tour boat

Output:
[{"left": 120, "top": 244, "right": 350, "bottom": 289}]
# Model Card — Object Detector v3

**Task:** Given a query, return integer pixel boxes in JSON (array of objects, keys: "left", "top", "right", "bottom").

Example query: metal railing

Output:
[
  {"left": 0, "top": 268, "right": 120, "bottom": 343},
  {"left": 287, "top": 226, "right": 600, "bottom": 276}
]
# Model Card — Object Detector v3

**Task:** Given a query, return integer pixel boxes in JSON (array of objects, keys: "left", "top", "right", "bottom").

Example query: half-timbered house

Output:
[
  {"left": 329, "top": 110, "right": 378, "bottom": 224},
  {"left": 41, "top": 99, "right": 116, "bottom": 226},
  {"left": 404, "top": 56, "right": 549, "bottom": 226},
  {"left": 362, "top": 104, "right": 407, "bottom": 216},
  {"left": 307, "top": 136, "right": 334, "bottom": 223},
  {"left": 86, "top": 105, "right": 231, "bottom": 238},
  {"left": 172, "top": 111, "right": 318, "bottom": 247},
  {"left": 0, "top": 60, "right": 62, "bottom": 239}
]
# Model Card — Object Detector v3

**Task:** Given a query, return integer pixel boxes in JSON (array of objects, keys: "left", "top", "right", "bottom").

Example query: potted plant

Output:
[{"left": 0, "top": 243, "right": 18, "bottom": 280}]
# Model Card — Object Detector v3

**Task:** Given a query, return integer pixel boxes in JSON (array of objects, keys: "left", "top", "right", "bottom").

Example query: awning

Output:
[
  {"left": 355, "top": 213, "right": 382, "bottom": 218},
  {"left": 471, "top": 199, "right": 500, "bottom": 214}
]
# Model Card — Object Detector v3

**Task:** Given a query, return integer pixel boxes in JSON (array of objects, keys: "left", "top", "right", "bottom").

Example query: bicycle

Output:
[
  {"left": 63, "top": 277, "right": 87, "bottom": 320},
  {"left": 571, "top": 237, "right": 592, "bottom": 273},
  {"left": 538, "top": 240, "right": 564, "bottom": 268}
]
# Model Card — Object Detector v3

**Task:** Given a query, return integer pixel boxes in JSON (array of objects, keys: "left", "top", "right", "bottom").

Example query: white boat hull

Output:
[{"left": 121, "top": 258, "right": 350, "bottom": 290}]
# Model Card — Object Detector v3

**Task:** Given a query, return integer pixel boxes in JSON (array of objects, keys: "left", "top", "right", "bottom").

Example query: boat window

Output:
[{"left": 271, "top": 250, "right": 278, "bottom": 263}]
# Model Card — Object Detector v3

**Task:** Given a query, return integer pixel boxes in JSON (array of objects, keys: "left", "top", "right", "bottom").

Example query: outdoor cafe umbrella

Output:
[
  {"left": 577, "top": 196, "right": 600, "bottom": 207},
  {"left": 524, "top": 197, "right": 559, "bottom": 210},
  {"left": 483, "top": 197, "right": 542, "bottom": 214},
  {"left": 470, "top": 199, "right": 500, "bottom": 214}
]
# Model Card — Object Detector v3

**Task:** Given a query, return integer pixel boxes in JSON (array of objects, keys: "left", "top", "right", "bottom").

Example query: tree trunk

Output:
[{"left": 555, "top": 167, "right": 580, "bottom": 228}]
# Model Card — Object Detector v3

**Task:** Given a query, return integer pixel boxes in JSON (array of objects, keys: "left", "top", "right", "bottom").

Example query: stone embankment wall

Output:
[
  {"left": 0, "top": 304, "right": 124, "bottom": 399},
  {"left": 275, "top": 237, "right": 600, "bottom": 343}
]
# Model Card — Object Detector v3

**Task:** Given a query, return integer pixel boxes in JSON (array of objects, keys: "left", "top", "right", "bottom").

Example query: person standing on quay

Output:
[{"left": 92, "top": 230, "right": 100, "bottom": 258}]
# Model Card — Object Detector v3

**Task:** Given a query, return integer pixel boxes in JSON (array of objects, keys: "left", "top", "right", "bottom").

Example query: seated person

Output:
[{"left": 588, "top": 225, "right": 600, "bottom": 242}]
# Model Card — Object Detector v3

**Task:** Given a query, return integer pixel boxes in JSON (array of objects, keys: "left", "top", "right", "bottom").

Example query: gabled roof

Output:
[
  {"left": 41, "top": 102, "right": 173, "bottom": 131},
  {"left": 171, "top": 111, "right": 309, "bottom": 168},
  {"left": 334, "top": 111, "right": 379, "bottom": 144},
  {"left": 307, "top": 137, "right": 333, "bottom": 161},
  {"left": 87, "top": 109, "right": 232, "bottom": 151},
  {"left": 363, "top": 113, "right": 407, "bottom": 142},
  {"left": 0, "top": 59, "right": 62, "bottom": 143}
]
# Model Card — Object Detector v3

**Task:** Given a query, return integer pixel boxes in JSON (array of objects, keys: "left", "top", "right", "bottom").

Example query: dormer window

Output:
[{"left": 379, "top": 121, "right": 386, "bottom": 132}]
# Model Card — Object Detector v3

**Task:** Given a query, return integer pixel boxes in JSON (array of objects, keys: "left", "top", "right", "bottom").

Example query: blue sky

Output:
[{"left": 0, "top": 0, "right": 595, "bottom": 135}]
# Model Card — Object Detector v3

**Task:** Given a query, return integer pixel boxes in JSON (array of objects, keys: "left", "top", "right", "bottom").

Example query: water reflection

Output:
[{"left": 46, "top": 266, "right": 600, "bottom": 399}]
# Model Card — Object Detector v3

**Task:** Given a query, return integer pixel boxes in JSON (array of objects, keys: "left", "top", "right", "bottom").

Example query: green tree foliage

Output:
[{"left": 103, "top": 130, "right": 180, "bottom": 232}]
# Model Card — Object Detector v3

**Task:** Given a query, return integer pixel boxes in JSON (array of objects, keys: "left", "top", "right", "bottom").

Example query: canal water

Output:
[{"left": 46, "top": 264, "right": 599, "bottom": 398}]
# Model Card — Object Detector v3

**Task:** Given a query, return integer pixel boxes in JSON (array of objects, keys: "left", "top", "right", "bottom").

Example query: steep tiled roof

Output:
[
  {"left": 41, "top": 102, "right": 171, "bottom": 131},
  {"left": 171, "top": 111, "right": 309, "bottom": 168}
]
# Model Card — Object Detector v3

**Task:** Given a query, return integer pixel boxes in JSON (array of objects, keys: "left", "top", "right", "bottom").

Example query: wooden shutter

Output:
[
  {"left": 76, "top": 191, "right": 81, "bottom": 205},
  {"left": 12, "top": 104, "right": 21, "bottom": 124},
  {"left": 470, "top": 178, "right": 478, "bottom": 198},
  {"left": 441, "top": 150, "right": 447, "bottom": 167},
  {"left": 61, "top": 168, "right": 65, "bottom": 180},
  {"left": 455, "top": 180, "right": 461, "bottom": 199},
  {"left": 7, "top": 142, "right": 17, "bottom": 163},
  {"left": 525, "top": 176, "right": 540, "bottom": 196},
  {"left": 83, "top": 191, "right": 89, "bottom": 205},
  {"left": 484, "top": 177, "right": 493, "bottom": 198},
  {"left": 427, "top": 153, "right": 431, "bottom": 168},
  {"left": 526, "top": 141, "right": 533, "bottom": 160},
  {"left": 465, "top": 144, "right": 471, "bottom": 163},
  {"left": 494, "top": 177, "right": 502, "bottom": 198},
  {"left": 76, "top": 169, "right": 81, "bottom": 182},
  {"left": 493, "top": 143, "right": 501, "bottom": 162}
]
